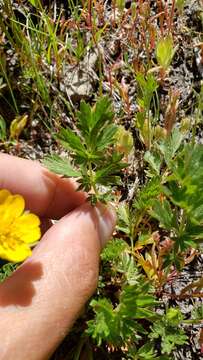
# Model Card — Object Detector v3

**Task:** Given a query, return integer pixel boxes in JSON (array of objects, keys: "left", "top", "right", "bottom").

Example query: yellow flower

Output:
[{"left": 0, "top": 189, "right": 41, "bottom": 262}]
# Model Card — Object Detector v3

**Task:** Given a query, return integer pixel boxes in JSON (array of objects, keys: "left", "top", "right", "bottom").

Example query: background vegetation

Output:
[{"left": 0, "top": 0, "right": 202, "bottom": 359}]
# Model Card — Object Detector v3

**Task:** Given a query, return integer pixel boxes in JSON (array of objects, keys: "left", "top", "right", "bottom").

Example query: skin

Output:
[{"left": 0, "top": 154, "right": 116, "bottom": 360}]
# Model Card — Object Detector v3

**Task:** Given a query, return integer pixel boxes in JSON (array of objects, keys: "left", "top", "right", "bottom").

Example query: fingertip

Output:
[{"left": 94, "top": 203, "right": 117, "bottom": 248}]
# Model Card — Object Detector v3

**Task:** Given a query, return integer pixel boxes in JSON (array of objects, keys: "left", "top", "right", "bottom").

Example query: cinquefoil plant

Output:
[{"left": 44, "top": 96, "right": 126, "bottom": 204}]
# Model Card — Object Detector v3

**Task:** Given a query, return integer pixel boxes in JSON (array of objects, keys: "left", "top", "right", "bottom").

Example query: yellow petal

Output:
[
  {"left": 15, "top": 213, "right": 41, "bottom": 228},
  {"left": 20, "top": 227, "right": 41, "bottom": 244},
  {"left": 0, "top": 189, "right": 11, "bottom": 204},
  {"left": 0, "top": 194, "right": 25, "bottom": 226},
  {"left": 11, "top": 213, "right": 41, "bottom": 244},
  {"left": 0, "top": 242, "right": 32, "bottom": 262}
]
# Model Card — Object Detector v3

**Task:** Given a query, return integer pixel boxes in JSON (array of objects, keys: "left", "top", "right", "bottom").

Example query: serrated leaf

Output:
[
  {"left": 137, "top": 343, "right": 158, "bottom": 359},
  {"left": 134, "top": 177, "right": 162, "bottom": 211},
  {"left": 101, "top": 238, "right": 128, "bottom": 262},
  {"left": 117, "top": 203, "right": 131, "bottom": 235},
  {"left": 95, "top": 153, "right": 126, "bottom": 186},
  {"left": 76, "top": 100, "right": 92, "bottom": 139},
  {"left": 150, "top": 199, "right": 176, "bottom": 230},
  {"left": 43, "top": 154, "right": 81, "bottom": 177},
  {"left": 97, "top": 124, "right": 118, "bottom": 151},
  {"left": 144, "top": 150, "right": 162, "bottom": 175},
  {"left": 56, "top": 127, "right": 87, "bottom": 160},
  {"left": 150, "top": 310, "right": 188, "bottom": 355},
  {"left": 90, "top": 96, "right": 114, "bottom": 145},
  {"left": 166, "top": 144, "right": 203, "bottom": 224},
  {"left": 92, "top": 96, "right": 113, "bottom": 130},
  {"left": 157, "top": 127, "right": 184, "bottom": 164}
]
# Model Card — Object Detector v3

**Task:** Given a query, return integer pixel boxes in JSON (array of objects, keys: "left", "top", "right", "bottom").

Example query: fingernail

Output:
[{"left": 95, "top": 203, "right": 117, "bottom": 248}]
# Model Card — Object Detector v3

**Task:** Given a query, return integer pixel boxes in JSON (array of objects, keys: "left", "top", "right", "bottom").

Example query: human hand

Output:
[{"left": 0, "top": 154, "right": 116, "bottom": 360}]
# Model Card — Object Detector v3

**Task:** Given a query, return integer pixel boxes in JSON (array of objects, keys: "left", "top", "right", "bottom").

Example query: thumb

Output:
[{"left": 0, "top": 202, "right": 116, "bottom": 360}]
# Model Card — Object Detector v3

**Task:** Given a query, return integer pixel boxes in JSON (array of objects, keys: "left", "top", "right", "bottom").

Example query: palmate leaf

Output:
[
  {"left": 157, "top": 127, "right": 184, "bottom": 164},
  {"left": 90, "top": 97, "right": 114, "bottom": 147},
  {"left": 144, "top": 150, "right": 162, "bottom": 175},
  {"left": 150, "top": 199, "right": 176, "bottom": 231},
  {"left": 76, "top": 100, "right": 92, "bottom": 141},
  {"left": 43, "top": 154, "right": 81, "bottom": 177},
  {"left": 92, "top": 96, "right": 114, "bottom": 131},
  {"left": 76, "top": 96, "right": 114, "bottom": 150},
  {"left": 87, "top": 281, "right": 158, "bottom": 347},
  {"left": 96, "top": 124, "right": 118, "bottom": 151},
  {"left": 95, "top": 153, "right": 127, "bottom": 186},
  {"left": 44, "top": 96, "right": 126, "bottom": 203},
  {"left": 56, "top": 127, "right": 87, "bottom": 157},
  {"left": 167, "top": 144, "right": 203, "bottom": 222},
  {"left": 150, "top": 307, "right": 188, "bottom": 355}
]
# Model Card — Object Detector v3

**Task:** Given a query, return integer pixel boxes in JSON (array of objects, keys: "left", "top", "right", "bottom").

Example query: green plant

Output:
[
  {"left": 0, "top": 115, "right": 7, "bottom": 142},
  {"left": 142, "top": 130, "right": 203, "bottom": 267},
  {"left": 156, "top": 35, "right": 175, "bottom": 70},
  {"left": 155, "top": 35, "right": 176, "bottom": 81},
  {"left": 0, "top": 262, "right": 18, "bottom": 282},
  {"left": 87, "top": 280, "right": 158, "bottom": 347},
  {"left": 175, "top": 0, "right": 186, "bottom": 14},
  {"left": 135, "top": 73, "right": 159, "bottom": 149},
  {"left": 1, "top": 1, "right": 201, "bottom": 358},
  {"left": 44, "top": 96, "right": 126, "bottom": 204},
  {"left": 149, "top": 308, "right": 188, "bottom": 354}
]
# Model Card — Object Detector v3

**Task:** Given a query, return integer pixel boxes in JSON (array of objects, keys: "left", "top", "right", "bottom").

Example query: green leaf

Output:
[
  {"left": 137, "top": 343, "right": 158, "bottom": 359},
  {"left": 115, "top": 126, "right": 134, "bottom": 155},
  {"left": 166, "top": 144, "right": 203, "bottom": 223},
  {"left": 0, "top": 115, "right": 6, "bottom": 141},
  {"left": 101, "top": 238, "right": 128, "bottom": 262},
  {"left": 0, "top": 263, "right": 18, "bottom": 282},
  {"left": 92, "top": 96, "right": 113, "bottom": 130},
  {"left": 165, "top": 307, "right": 184, "bottom": 326},
  {"left": 28, "top": 0, "right": 38, "bottom": 7},
  {"left": 150, "top": 308, "right": 188, "bottom": 355},
  {"left": 117, "top": 203, "right": 131, "bottom": 235},
  {"left": 156, "top": 35, "right": 175, "bottom": 69},
  {"left": 87, "top": 298, "right": 114, "bottom": 346},
  {"left": 87, "top": 281, "right": 158, "bottom": 347},
  {"left": 136, "top": 73, "right": 158, "bottom": 111},
  {"left": 144, "top": 150, "right": 162, "bottom": 175},
  {"left": 76, "top": 100, "right": 92, "bottom": 140},
  {"left": 150, "top": 199, "right": 176, "bottom": 231},
  {"left": 43, "top": 154, "right": 81, "bottom": 177},
  {"left": 157, "top": 127, "right": 184, "bottom": 164},
  {"left": 97, "top": 124, "right": 118, "bottom": 151},
  {"left": 46, "top": 96, "right": 126, "bottom": 202},
  {"left": 95, "top": 153, "right": 126, "bottom": 186},
  {"left": 56, "top": 127, "right": 87, "bottom": 156},
  {"left": 134, "top": 177, "right": 162, "bottom": 212}
]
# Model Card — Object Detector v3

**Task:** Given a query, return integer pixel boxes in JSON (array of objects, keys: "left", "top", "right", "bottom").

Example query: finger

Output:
[
  {"left": 0, "top": 202, "right": 116, "bottom": 360},
  {"left": 0, "top": 153, "right": 86, "bottom": 219}
]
